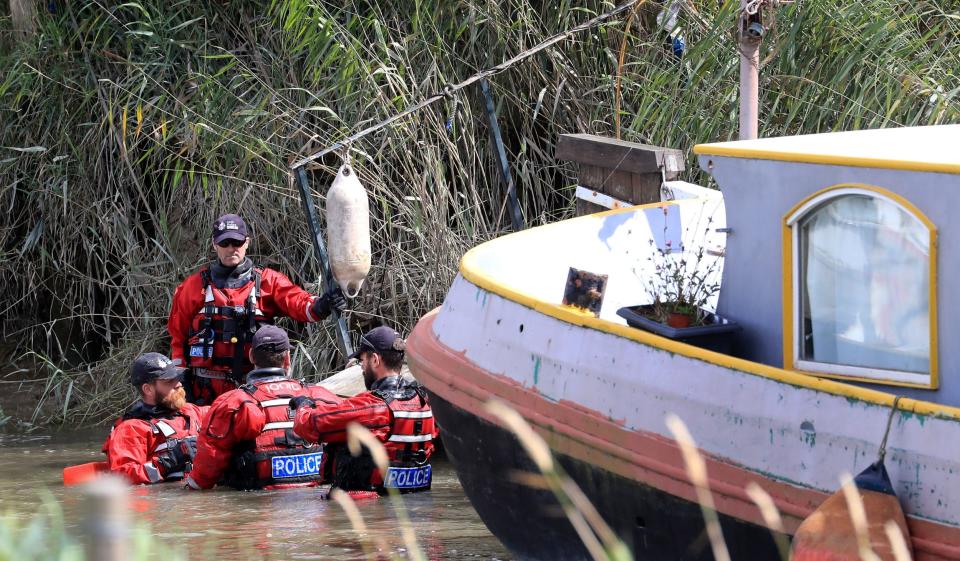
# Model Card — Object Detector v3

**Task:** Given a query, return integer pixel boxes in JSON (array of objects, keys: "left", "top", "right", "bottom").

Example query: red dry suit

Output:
[
  {"left": 293, "top": 375, "right": 438, "bottom": 493},
  {"left": 168, "top": 259, "right": 319, "bottom": 404},
  {"left": 186, "top": 369, "right": 342, "bottom": 490},
  {"left": 102, "top": 401, "right": 208, "bottom": 485}
]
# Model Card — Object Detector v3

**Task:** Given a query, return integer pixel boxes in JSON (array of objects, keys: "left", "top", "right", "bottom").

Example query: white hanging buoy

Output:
[{"left": 326, "top": 164, "right": 371, "bottom": 298}]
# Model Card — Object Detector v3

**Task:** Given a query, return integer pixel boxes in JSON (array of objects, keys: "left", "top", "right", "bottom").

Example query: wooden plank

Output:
[
  {"left": 633, "top": 172, "right": 662, "bottom": 204},
  {"left": 579, "top": 165, "right": 661, "bottom": 207},
  {"left": 580, "top": 165, "right": 634, "bottom": 200},
  {"left": 556, "top": 134, "right": 685, "bottom": 175}
]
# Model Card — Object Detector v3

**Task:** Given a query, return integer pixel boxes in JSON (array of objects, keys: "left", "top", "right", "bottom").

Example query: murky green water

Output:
[{"left": 0, "top": 431, "right": 511, "bottom": 560}]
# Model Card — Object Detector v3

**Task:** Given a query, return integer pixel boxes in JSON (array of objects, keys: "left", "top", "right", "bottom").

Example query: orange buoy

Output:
[
  {"left": 791, "top": 462, "right": 913, "bottom": 561},
  {"left": 63, "top": 461, "right": 109, "bottom": 486}
]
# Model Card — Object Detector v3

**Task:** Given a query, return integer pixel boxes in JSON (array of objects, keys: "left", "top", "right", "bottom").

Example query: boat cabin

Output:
[{"left": 695, "top": 125, "right": 959, "bottom": 405}]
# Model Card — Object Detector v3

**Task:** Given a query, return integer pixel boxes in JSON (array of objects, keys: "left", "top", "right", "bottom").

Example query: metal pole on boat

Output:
[
  {"left": 480, "top": 78, "right": 524, "bottom": 232},
  {"left": 738, "top": 0, "right": 762, "bottom": 140},
  {"left": 293, "top": 166, "right": 355, "bottom": 358}
]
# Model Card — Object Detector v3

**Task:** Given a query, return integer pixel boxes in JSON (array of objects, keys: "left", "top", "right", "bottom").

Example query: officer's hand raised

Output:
[
  {"left": 289, "top": 396, "right": 316, "bottom": 411},
  {"left": 311, "top": 285, "right": 347, "bottom": 319}
]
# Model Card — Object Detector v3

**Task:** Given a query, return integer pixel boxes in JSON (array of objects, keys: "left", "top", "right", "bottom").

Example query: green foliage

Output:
[
  {"left": 0, "top": 1, "right": 956, "bottom": 424},
  {"left": 0, "top": 496, "right": 185, "bottom": 561},
  {"left": 0, "top": 501, "right": 79, "bottom": 561}
]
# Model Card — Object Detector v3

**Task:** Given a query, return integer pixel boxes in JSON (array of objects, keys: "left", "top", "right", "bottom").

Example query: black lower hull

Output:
[{"left": 429, "top": 392, "right": 785, "bottom": 561}]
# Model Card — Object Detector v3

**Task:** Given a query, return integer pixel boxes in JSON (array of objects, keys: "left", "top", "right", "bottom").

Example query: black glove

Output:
[
  {"left": 154, "top": 436, "right": 198, "bottom": 477},
  {"left": 311, "top": 285, "right": 347, "bottom": 318},
  {"left": 289, "top": 396, "right": 316, "bottom": 411}
]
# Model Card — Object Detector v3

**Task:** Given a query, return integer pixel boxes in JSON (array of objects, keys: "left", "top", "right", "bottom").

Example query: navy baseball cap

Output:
[
  {"left": 212, "top": 214, "right": 248, "bottom": 244},
  {"left": 130, "top": 352, "right": 185, "bottom": 386},
  {"left": 348, "top": 326, "right": 406, "bottom": 359},
  {"left": 252, "top": 325, "right": 291, "bottom": 352}
]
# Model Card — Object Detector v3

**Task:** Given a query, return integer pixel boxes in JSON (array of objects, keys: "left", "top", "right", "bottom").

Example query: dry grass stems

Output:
[
  {"left": 883, "top": 520, "right": 913, "bottom": 561},
  {"left": 1, "top": 1, "right": 957, "bottom": 425},
  {"left": 329, "top": 488, "right": 388, "bottom": 561},
  {"left": 344, "top": 422, "right": 425, "bottom": 561},
  {"left": 838, "top": 472, "right": 913, "bottom": 561},
  {"left": 744, "top": 481, "right": 789, "bottom": 560},
  {"left": 485, "top": 399, "right": 632, "bottom": 561},
  {"left": 665, "top": 413, "right": 731, "bottom": 561},
  {"left": 839, "top": 472, "right": 882, "bottom": 561}
]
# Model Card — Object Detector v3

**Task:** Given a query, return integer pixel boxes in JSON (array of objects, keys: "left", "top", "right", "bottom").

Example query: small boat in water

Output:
[{"left": 406, "top": 126, "right": 960, "bottom": 560}]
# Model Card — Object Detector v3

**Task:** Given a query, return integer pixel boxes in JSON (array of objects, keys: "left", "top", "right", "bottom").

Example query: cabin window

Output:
[{"left": 786, "top": 186, "right": 936, "bottom": 387}]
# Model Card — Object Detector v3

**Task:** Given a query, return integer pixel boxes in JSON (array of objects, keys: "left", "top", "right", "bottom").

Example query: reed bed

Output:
[{"left": 0, "top": 0, "right": 957, "bottom": 425}]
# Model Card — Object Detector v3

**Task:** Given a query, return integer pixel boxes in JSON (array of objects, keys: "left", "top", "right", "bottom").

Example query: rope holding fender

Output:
[{"left": 877, "top": 395, "right": 904, "bottom": 464}]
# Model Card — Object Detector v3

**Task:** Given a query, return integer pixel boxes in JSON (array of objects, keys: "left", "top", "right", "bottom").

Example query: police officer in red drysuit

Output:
[
  {"left": 168, "top": 213, "right": 346, "bottom": 405},
  {"left": 185, "top": 325, "right": 342, "bottom": 490},
  {"left": 292, "top": 326, "right": 439, "bottom": 494},
  {"left": 102, "top": 352, "right": 208, "bottom": 485}
]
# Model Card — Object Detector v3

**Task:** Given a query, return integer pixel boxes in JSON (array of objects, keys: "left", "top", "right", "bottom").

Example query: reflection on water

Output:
[{"left": 0, "top": 430, "right": 511, "bottom": 560}]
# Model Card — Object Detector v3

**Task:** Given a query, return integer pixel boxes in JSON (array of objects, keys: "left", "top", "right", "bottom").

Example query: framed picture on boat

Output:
[{"left": 561, "top": 267, "right": 608, "bottom": 317}]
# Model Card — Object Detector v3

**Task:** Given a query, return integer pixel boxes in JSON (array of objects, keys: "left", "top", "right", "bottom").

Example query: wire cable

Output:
[{"left": 289, "top": 0, "right": 645, "bottom": 170}]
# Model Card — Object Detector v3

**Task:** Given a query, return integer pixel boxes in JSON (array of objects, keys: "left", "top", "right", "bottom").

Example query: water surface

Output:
[{"left": 0, "top": 431, "right": 511, "bottom": 560}]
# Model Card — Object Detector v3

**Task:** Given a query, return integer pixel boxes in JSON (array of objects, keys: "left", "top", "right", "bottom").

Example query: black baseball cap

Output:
[
  {"left": 348, "top": 326, "right": 406, "bottom": 360},
  {"left": 212, "top": 213, "right": 248, "bottom": 244},
  {"left": 130, "top": 352, "right": 185, "bottom": 386},
  {"left": 252, "top": 325, "right": 291, "bottom": 352}
]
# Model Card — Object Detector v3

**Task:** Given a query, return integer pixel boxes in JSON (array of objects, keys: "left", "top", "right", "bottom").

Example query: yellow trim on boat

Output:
[
  {"left": 781, "top": 218, "right": 794, "bottom": 386},
  {"left": 781, "top": 183, "right": 938, "bottom": 390},
  {"left": 693, "top": 144, "right": 960, "bottom": 175},
  {"left": 459, "top": 201, "right": 960, "bottom": 421},
  {"left": 693, "top": 144, "right": 960, "bottom": 173}
]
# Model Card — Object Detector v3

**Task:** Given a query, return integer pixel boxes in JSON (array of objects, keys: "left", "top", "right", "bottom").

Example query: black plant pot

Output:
[{"left": 616, "top": 304, "right": 741, "bottom": 354}]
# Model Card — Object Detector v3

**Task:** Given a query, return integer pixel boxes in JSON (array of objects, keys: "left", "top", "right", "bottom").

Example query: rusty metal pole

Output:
[
  {"left": 83, "top": 476, "right": 129, "bottom": 561},
  {"left": 738, "top": 0, "right": 761, "bottom": 140}
]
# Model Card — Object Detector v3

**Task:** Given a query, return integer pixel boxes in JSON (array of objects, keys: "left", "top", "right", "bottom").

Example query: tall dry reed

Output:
[{"left": 0, "top": 0, "right": 956, "bottom": 424}]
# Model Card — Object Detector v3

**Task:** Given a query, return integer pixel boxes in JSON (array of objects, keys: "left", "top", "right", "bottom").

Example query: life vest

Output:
[
  {"left": 224, "top": 370, "right": 326, "bottom": 490},
  {"left": 183, "top": 267, "right": 271, "bottom": 383},
  {"left": 114, "top": 402, "right": 201, "bottom": 482},
  {"left": 330, "top": 377, "right": 436, "bottom": 493}
]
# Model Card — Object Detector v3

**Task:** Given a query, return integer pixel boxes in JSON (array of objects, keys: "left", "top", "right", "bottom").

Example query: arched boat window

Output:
[{"left": 785, "top": 186, "right": 937, "bottom": 388}]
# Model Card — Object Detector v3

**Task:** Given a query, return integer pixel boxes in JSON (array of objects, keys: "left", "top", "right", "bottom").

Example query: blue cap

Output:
[
  {"left": 130, "top": 352, "right": 185, "bottom": 386},
  {"left": 348, "top": 326, "right": 405, "bottom": 359},
  {"left": 212, "top": 214, "right": 248, "bottom": 244},
  {"left": 252, "top": 325, "right": 290, "bottom": 352}
]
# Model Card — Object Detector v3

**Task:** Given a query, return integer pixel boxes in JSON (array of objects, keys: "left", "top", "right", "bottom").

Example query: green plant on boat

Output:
[{"left": 641, "top": 204, "right": 722, "bottom": 328}]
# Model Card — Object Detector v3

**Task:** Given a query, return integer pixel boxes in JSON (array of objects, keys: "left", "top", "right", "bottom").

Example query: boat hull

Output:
[
  {"left": 408, "top": 302, "right": 960, "bottom": 561},
  {"left": 429, "top": 389, "right": 783, "bottom": 561}
]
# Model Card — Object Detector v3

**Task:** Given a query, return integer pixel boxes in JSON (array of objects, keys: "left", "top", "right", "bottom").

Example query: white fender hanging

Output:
[{"left": 326, "top": 164, "right": 371, "bottom": 298}]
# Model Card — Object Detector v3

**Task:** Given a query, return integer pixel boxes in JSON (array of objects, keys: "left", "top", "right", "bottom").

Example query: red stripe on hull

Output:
[{"left": 407, "top": 310, "right": 960, "bottom": 561}]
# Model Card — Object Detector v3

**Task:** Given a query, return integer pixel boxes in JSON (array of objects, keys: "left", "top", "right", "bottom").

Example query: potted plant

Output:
[{"left": 617, "top": 204, "right": 740, "bottom": 353}]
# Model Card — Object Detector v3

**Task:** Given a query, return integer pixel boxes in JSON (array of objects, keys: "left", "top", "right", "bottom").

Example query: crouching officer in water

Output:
[
  {"left": 168, "top": 213, "right": 346, "bottom": 405},
  {"left": 291, "top": 326, "right": 438, "bottom": 494},
  {"left": 102, "top": 352, "right": 207, "bottom": 485},
  {"left": 185, "top": 325, "right": 341, "bottom": 490}
]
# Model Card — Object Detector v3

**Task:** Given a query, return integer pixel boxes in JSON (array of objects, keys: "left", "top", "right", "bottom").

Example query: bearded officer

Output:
[
  {"left": 186, "top": 325, "right": 342, "bottom": 490},
  {"left": 102, "top": 352, "right": 208, "bottom": 485},
  {"left": 291, "top": 326, "right": 438, "bottom": 494},
  {"left": 168, "top": 213, "right": 346, "bottom": 405}
]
